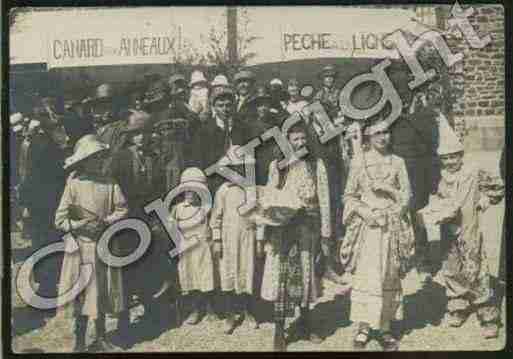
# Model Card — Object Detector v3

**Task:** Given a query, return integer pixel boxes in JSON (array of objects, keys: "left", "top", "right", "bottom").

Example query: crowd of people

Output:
[{"left": 9, "top": 64, "right": 506, "bottom": 352}]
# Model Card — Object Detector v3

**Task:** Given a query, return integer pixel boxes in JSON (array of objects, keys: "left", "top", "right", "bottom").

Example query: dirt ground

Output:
[{"left": 10, "top": 150, "right": 506, "bottom": 353}]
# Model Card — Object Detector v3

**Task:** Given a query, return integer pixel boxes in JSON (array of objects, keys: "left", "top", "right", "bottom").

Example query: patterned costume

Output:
[
  {"left": 435, "top": 165, "right": 499, "bottom": 324},
  {"left": 340, "top": 150, "right": 414, "bottom": 331},
  {"left": 261, "top": 156, "right": 331, "bottom": 319}
]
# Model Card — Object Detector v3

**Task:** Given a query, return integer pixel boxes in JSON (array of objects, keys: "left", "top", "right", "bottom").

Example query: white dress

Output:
[
  {"left": 171, "top": 202, "right": 215, "bottom": 293},
  {"left": 210, "top": 183, "right": 257, "bottom": 295}
]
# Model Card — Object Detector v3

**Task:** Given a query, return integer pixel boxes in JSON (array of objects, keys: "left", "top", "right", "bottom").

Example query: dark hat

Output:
[
  {"left": 233, "top": 70, "right": 256, "bottom": 83},
  {"left": 319, "top": 65, "right": 338, "bottom": 78},
  {"left": 210, "top": 86, "right": 236, "bottom": 104},
  {"left": 287, "top": 78, "right": 300, "bottom": 88},
  {"left": 154, "top": 118, "right": 174, "bottom": 130},
  {"left": 143, "top": 79, "right": 169, "bottom": 106},
  {"left": 85, "top": 84, "right": 115, "bottom": 105},
  {"left": 169, "top": 74, "right": 186, "bottom": 86},
  {"left": 122, "top": 110, "right": 151, "bottom": 133},
  {"left": 249, "top": 86, "right": 272, "bottom": 106}
]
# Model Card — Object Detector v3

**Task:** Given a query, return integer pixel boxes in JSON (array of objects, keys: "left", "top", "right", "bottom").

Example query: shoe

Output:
[
  {"left": 447, "top": 311, "right": 467, "bottom": 327},
  {"left": 186, "top": 310, "right": 202, "bottom": 325},
  {"left": 274, "top": 323, "right": 287, "bottom": 352},
  {"left": 353, "top": 331, "right": 369, "bottom": 350},
  {"left": 308, "top": 332, "right": 324, "bottom": 344},
  {"left": 482, "top": 323, "right": 499, "bottom": 339},
  {"left": 73, "top": 317, "right": 88, "bottom": 352},
  {"left": 244, "top": 312, "right": 260, "bottom": 329},
  {"left": 223, "top": 316, "right": 237, "bottom": 335},
  {"left": 203, "top": 311, "right": 220, "bottom": 322},
  {"left": 90, "top": 338, "right": 119, "bottom": 352},
  {"left": 380, "top": 332, "right": 399, "bottom": 351}
]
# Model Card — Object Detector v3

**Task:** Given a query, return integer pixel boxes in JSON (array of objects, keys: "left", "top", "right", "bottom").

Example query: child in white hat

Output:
[
  {"left": 189, "top": 70, "right": 210, "bottom": 121},
  {"left": 170, "top": 167, "right": 216, "bottom": 325},
  {"left": 54, "top": 135, "right": 129, "bottom": 352},
  {"left": 419, "top": 121, "right": 502, "bottom": 339}
]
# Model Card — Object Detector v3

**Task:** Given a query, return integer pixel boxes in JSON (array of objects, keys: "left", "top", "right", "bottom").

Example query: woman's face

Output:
[
  {"left": 369, "top": 130, "right": 390, "bottom": 152},
  {"left": 288, "top": 84, "right": 299, "bottom": 98},
  {"left": 440, "top": 152, "right": 464, "bottom": 173},
  {"left": 256, "top": 101, "right": 270, "bottom": 118}
]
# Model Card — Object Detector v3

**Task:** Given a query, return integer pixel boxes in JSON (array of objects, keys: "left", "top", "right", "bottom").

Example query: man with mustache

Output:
[{"left": 234, "top": 70, "right": 257, "bottom": 119}]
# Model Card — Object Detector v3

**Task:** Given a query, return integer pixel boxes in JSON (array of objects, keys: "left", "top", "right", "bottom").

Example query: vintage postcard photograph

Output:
[{"left": 7, "top": 3, "right": 507, "bottom": 353}]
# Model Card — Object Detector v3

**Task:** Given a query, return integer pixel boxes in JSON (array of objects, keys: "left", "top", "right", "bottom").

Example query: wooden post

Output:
[{"left": 227, "top": 7, "right": 238, "bottom": 65}]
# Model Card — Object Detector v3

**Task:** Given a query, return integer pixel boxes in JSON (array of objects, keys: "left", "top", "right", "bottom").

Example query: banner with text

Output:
[{"left": 245, "top": 7, "right": 417, "bottom": 65}]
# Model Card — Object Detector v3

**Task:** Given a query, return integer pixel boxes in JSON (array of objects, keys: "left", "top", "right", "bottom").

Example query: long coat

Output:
[
  {"left": 246, "top": 113, "right": 283, "bottom": 186},
  {"left": 54, "top": 173, "right": 128, "bottom": 319},
  {"left": 18, "top": 131, "right": 66, "bottom": 247},
  {"left": 111, "top": 145, "right": 176, "bottom": 299}
]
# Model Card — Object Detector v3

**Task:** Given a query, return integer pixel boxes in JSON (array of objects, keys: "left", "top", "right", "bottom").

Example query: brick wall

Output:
[{"left": 445, "top": 5, "right": 505, "bottom": 151}]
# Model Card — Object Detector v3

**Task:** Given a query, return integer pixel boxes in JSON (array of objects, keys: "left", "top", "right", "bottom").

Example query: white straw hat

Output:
[
  {"left": 190, "top": 70, "right": 208, "bottom": 87},
  {"left": 211, "top": 74, "right": 230, "bottom": 88},
  {"left": 64, "top": 135, "right": 109, "bottom": 170}
]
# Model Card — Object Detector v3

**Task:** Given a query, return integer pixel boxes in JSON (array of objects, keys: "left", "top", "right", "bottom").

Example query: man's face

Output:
[
  {"left": 132, "top": 132, "right": 144, "bottom": 147},
  {"left": 256, "top": 101, "right": 270, "bottom": 119},
  {"left": 214, "top": 97, "right": 234, "bottom": 121},
  {"left": 170, "top": 82, "right": 187, "bottom": 102},
  {"left": 236, "top": 80, "right": 252, "bottom": 96},
  {"left": 91, "top": 101, "right": 113, "bottom": 124},
  {"left": 323, "top": 75, "right": 335, "bottom": 88},
  {"left": 288, "top": 131, "right": 307, "bottom": 151},
  {"left": 440, "top": 152, "right": 464, "bottom": 173}
]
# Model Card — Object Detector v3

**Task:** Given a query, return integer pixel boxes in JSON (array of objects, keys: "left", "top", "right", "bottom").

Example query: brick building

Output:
[{"left": 424, "top": 4, "right": 505, "bottom": 151}]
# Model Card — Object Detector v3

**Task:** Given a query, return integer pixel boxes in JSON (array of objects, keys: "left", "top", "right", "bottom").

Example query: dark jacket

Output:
[
  {"left": 111, "top": 146, "right": 164, "bottom": 213},
  {"left": 246, "top": 113, "right": 283, "bottom": 186},
  {"left": 391, "top": 109, "right": 440, "bottom": 210},
  {"left": 188, "top": 115, "right": 252, "bottom": 194},
  {"left": 19, "top": 131, "right": 66, "bottom": 224}
]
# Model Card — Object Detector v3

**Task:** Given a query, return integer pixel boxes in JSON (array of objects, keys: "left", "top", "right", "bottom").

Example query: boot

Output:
[
  {"left": 273, "top": 321, "right": 287, "bottom": 352},
  {"left": 73, "top": 316, "right": 88, "bottom": 352},
  {"left": 223, "top": 313, "right": 237, "bottom": 335},
  {"left": 203, "top": 292, "right": 219, "bottom": 322},
  {"left": 244, "top": 295, "right": 260, "bottom": 329},
  {"left": 300, "top": 307, "right": 323, "bottom": 344},
  {"left": 223, "top": 294, "right": 238, "bottom": 334},
  {"left": 91, "top": 316, "right": 118, "bottom": 352},
  {"left": 116, "top": 311, "right": 133, "bottom": 349},
  {"left": 186, "top": 294, "right": 203, "bottom": 325}
]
